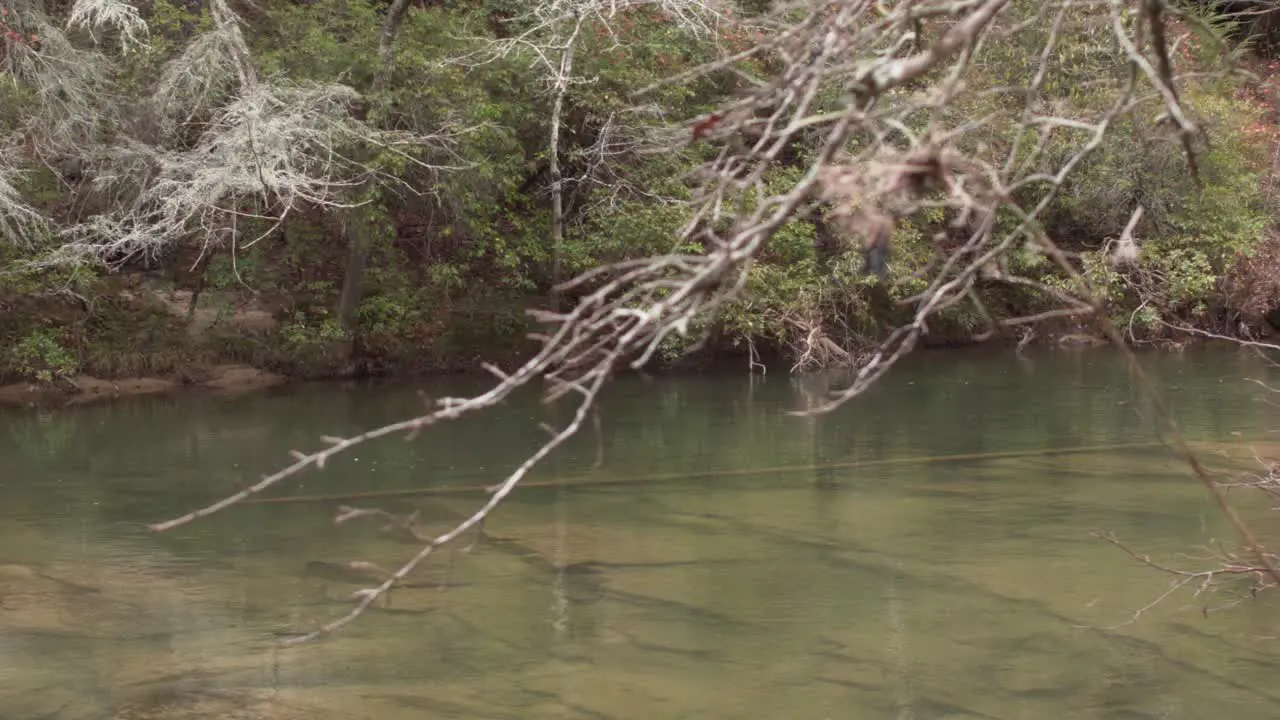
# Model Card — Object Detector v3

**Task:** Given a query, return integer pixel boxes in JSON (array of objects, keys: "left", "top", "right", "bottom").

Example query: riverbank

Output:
[
  {"left": 0, "top": 261, "right": 1268, "bottom": 410},
  {"left": 0, "top": 325, "right": 1169, "bottom": 409},
  {"left": 0, "top": 364, "right": 288, "bottom": 407}
]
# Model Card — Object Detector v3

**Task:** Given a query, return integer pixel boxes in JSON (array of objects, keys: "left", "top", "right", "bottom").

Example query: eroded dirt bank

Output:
[{"left": 0, "top": 364, "right": 286, "bottom": 407}]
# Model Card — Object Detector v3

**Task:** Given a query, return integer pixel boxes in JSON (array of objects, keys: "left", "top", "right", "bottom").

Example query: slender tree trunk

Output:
[
  {"left": 185, "top": 253, "right": 211, "bottom": 329},
  {"left": 547, "top": 38, "right": 575, "bottom": 312},
  {"left": 337, "top": 212, "right": 369, "bottom": 334},
  {"left": 335, "top": 0, "right": 414, "bottom": 353},
  {"left": 178, "top": 252, "right": 213, "bottom": 381}
]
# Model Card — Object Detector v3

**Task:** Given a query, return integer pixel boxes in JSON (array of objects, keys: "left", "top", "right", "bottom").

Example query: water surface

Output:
[{"left": 4, "top": 347, "right": 1280, "bottom": 719}]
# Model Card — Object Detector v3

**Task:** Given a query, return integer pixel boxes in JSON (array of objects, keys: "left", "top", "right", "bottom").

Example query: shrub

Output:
[{"left": 8, "top": 329, "right": 79, "bottom": 384}]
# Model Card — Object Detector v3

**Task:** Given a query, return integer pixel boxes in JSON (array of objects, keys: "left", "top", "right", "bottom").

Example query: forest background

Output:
[{"left": 3, "top": 0, "right": 1280, "bottom": 394}]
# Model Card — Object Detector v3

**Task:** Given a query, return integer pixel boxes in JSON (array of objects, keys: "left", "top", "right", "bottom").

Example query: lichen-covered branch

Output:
[
  {"left": 0, "top": 156, "right": 48, "bottom": 246},
  {"left": 30, "top": 0, "right": 470, "bottom": 269}
]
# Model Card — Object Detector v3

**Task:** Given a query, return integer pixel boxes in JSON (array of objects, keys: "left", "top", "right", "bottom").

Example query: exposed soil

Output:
[
  {"left": 0, "top": 364, "right": 285, "bottom": 408},
  {"left": 139, "top": 288, "right": 279, "bottom": 339}
]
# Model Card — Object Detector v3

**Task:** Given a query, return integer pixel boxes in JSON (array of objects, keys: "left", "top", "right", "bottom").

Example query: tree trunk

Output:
[
  {"left": 334, "top": 0, "right": 414, "bottom": 355},
  {"left": 547, "top": 30, "right": 575, "bottom": 312},
  {"left": 178, "top": 252, "right": 213, "bottom": 378},
  {"left": 185, "top": 253, "right": 211, "bottom": 329},
  {"left": 337, "top": 211, "right": 369, "bottom": 335}
]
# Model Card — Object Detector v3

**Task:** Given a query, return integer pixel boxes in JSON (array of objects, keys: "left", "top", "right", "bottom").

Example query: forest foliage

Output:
[{"left": 1, "top": 0, "right": 1279, "bottom": 383}]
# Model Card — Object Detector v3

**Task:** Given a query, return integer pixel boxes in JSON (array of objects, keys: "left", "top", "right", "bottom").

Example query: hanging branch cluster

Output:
[
  {"left": 65, "top": 0, "right": 148, "bottom": 52},
  {"left": 1092, "top": 419, "right": 1280, "bottom": 624},
  {"left": 15, "top": 0, "right": 469, "bottom": 269},
  {"left": 1096, "top": 528, "right": 1279, "bottom": 627},
  {"left": 1095, "top": 371, "right": 1280, "bottom": 620},
  {"left": 150, "top": 241, "right": 744, "bottom": 642},
  {"left": 2, "top": 0, "right": 118, "bottom": 155},
  {"left": 682, "top": 0, "right": 1280, "bottom": 597},
  {"left": 446, "top": 0, "right": 730, "bottom": 212},
  {"left": 452, "top": 0, "right": 728, "bottom": 70},
  {"left": 0, "top": 0, "right": 129, "bottom": 244},
  {"left": 49, "top": 81, "right": 468, "bottom": 267},
  {"left": 565, "top": 105, "right": 696, "bottom": 216},
  {"left": 0, "top": 152, "right": 48, "bottom": 246},
  {"left": 669, "top": 0, "right": 1223, "bottom": 410},
  {"left": 152, "top": 0, "right": 1264, "bottom": 643}
]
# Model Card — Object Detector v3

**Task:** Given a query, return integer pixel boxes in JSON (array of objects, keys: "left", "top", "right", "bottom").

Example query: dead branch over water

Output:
[{"left": 150, "top": 0, "right": 1280, "bottom": 642}]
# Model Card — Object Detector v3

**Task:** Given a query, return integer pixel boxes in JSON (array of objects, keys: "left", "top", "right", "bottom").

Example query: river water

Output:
[{"left": 4, "top": 347, "right": 1280, "bottom": 718}]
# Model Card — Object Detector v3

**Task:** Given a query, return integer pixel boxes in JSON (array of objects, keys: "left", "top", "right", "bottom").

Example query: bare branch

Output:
[
  {"left": 1091, "top": 530, "right": 1278, "bottom": 626},
  {"left": 274, "top": 368, "right": 611, "bottom": 646},
  {"left": 66, "top": 0, "right": 148, "bottom": 52},
  {"left": 0, "top": 157, "right": 49, "bottom": 247},
  {"left": 151, "top": 0, "right": 1276, "bottom": 643},
  {"left": 3, "top": 16, "right": 118, "bottom": 154},
  {"left": 41, "top": 82, "right": 470, "bottom": 267}
]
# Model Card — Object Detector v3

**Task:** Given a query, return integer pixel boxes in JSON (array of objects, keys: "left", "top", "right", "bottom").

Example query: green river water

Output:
[{"left": 4, "top": 347, "right": 1280, "bottom": 718}]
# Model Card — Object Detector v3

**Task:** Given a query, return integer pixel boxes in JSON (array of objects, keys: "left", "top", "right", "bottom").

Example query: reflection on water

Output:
[{"left": 4, "top": 347, "right": 1280, "bottom": 718}]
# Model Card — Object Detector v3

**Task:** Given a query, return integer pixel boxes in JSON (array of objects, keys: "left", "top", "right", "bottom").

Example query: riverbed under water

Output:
[{"left": 4, "top": 346, "right": 1280, "bottom": 719}]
